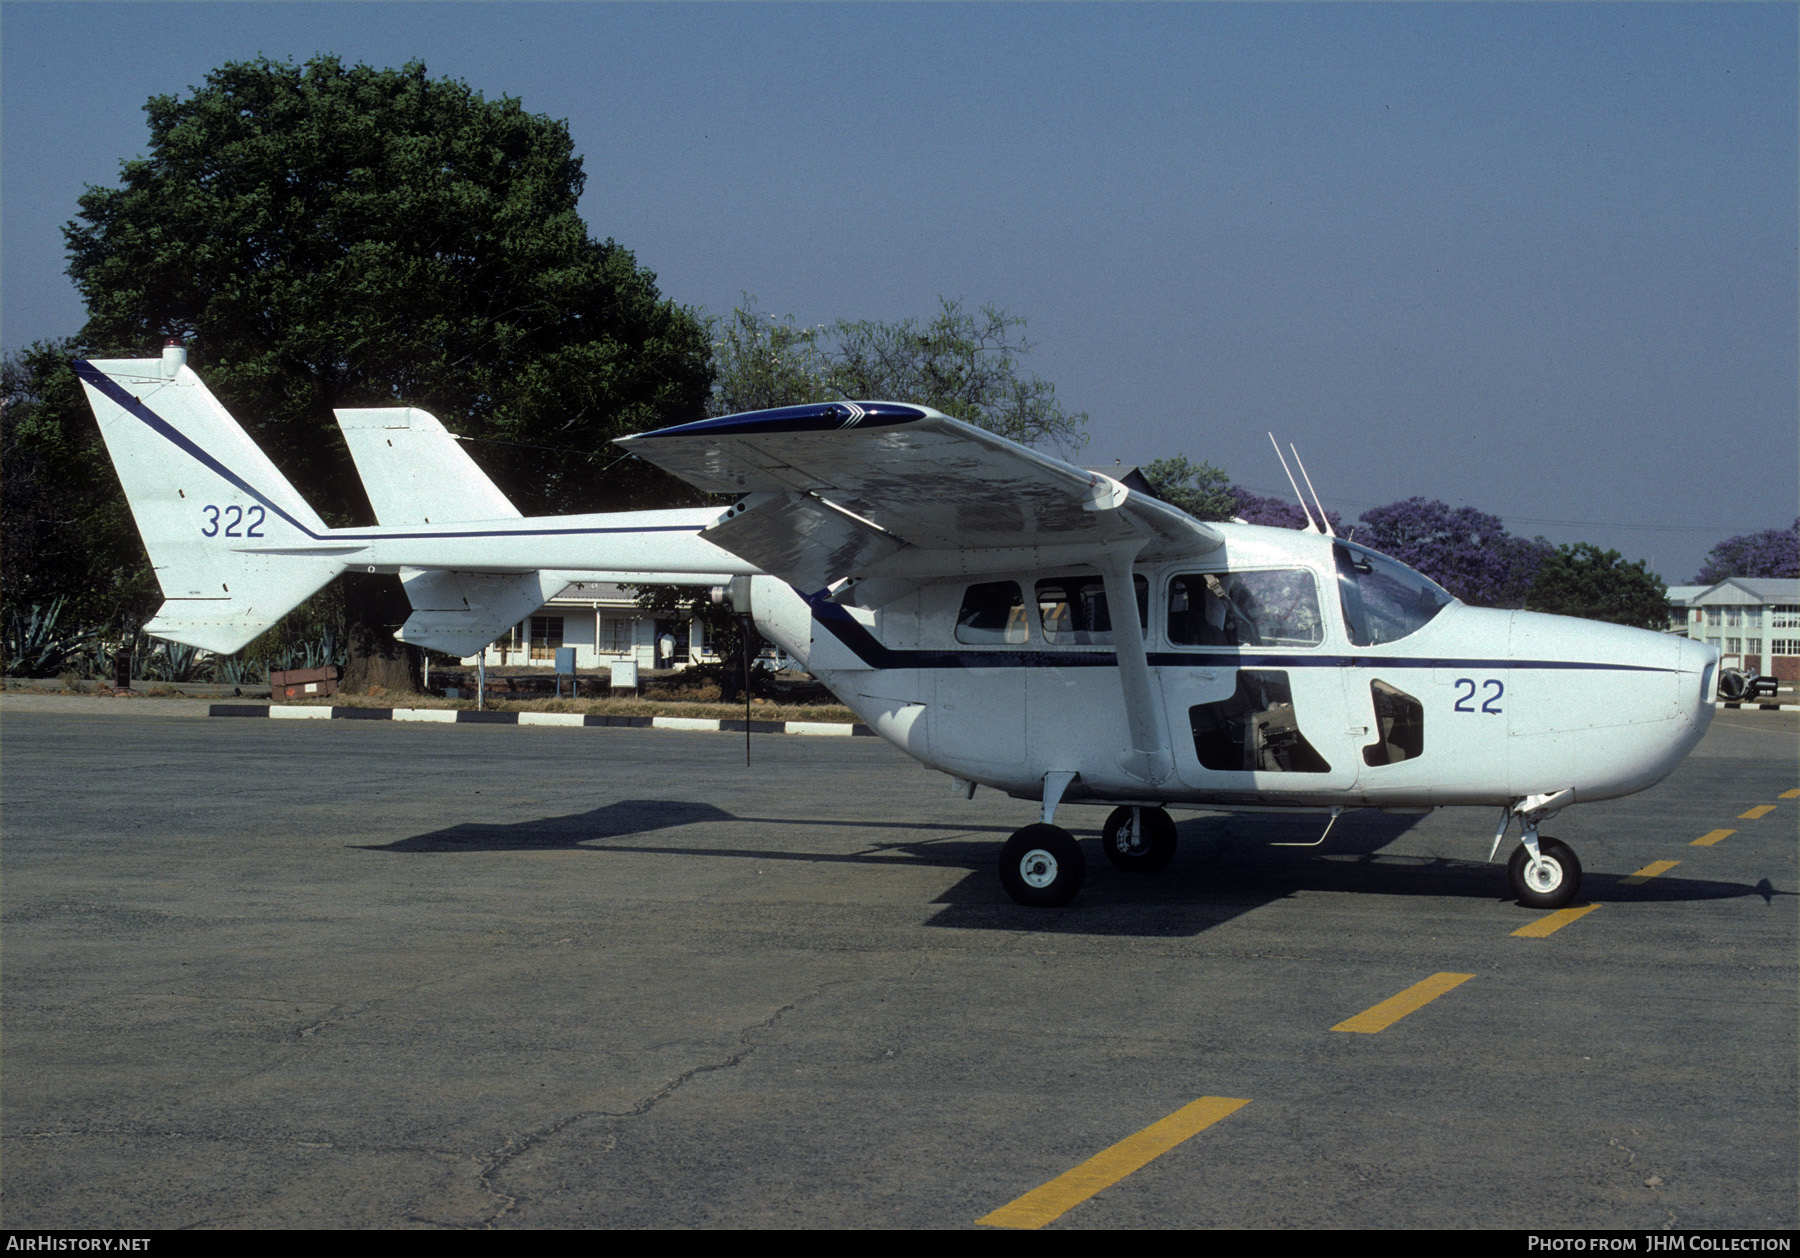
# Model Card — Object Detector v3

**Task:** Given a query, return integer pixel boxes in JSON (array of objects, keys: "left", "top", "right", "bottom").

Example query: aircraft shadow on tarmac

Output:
[{"left": 363, "top": 800, "right": 1786, "bottom": 937}]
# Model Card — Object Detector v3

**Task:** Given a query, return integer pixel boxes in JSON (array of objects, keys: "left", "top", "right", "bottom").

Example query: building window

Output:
[
  {"left": 1726, "top": 637, "right": 1742, "bottom": 655},
  {"left": 1772, "top": 606, "right": 1800, "bottom": 629},
  {"left": 1726, "top": 607, "right": 1742, "bottom": 627},
  {"left": 1706, "top": 608, "right": 1721, "bottom": 627},
  {"left": 1772, "top": 639, "right": 1800, "bottom": 656},
  {"left": 530, "top": 615, "right": 564, "bottom": 661},
  {"left": 1746, "top": 607, "right": 1762, "bottom": 627},
  {"left": 599, "top": 616, "right": 633, "bottom": 653}
]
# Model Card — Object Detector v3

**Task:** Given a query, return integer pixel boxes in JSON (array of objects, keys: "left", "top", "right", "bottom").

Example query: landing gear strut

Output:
[
  {"left": 1494, "top": 793, "right": 1582, "bottom": 909},
  {"left": 1101, "top": 805, "right": 1177, "bottom": 872},
  {"left": 999, "top": 771, "right": 1087, "bottom": 907},
  {"left": 1507, "top": 836, "right": 1581, "bottom": 909}
]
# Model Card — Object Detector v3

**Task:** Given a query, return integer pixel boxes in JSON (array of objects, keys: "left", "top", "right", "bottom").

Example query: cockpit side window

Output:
[
  {"left": 1333, "top": 542, "right": 1454, "bottom": 647},
  {"left": 1035, "top": 574, "right": 1147, "bottom": 646},
  {"left": 1168, "top": 569, "right": 1323, "bottom": 648},
  {"left": 955, "top": 580, "right": 1029, "bottom": 645}
]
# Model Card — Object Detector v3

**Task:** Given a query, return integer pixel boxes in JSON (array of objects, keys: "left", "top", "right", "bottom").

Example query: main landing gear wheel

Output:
[
  {"left": 1508, "top": 836, "right": 1582, "bottom": 910},
  {"left": 1100, "top": 806, "right": 1177, "bottom": 873},
  {"left": 1000, "top": 824, "right": 1086, "bottom": 907}
]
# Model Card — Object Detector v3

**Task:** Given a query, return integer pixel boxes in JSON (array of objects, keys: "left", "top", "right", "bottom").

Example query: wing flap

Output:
[{"left": 702, "top": 493, "right": 908, "bottom": 594}]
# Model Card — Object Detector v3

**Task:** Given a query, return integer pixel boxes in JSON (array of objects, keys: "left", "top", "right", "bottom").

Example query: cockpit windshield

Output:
[{"left": 1333, "top": 541, "right": 1454, "bottom": 647}]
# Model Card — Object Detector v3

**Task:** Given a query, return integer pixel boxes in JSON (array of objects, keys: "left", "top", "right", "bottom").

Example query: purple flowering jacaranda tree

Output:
[
  {"left": 1354, "top": 498, "right": 1552, "bottom": 608},
  {"left": 1693, "top": 520, "right": 1799, "bottom": 583}
]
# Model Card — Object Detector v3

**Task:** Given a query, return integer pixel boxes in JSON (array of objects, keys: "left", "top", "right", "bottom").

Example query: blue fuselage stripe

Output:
[{"left": 800, "top": 592, "right": 1671, "bottom": 674}]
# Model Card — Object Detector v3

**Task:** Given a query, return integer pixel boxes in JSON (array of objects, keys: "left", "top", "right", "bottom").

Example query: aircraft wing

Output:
[{"left": 616, "top": 402, "right": 1222, "bottom": 591}]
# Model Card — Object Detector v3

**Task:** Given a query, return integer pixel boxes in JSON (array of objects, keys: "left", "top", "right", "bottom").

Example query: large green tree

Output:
[
  {"left": 706, "top": 299, "right": 835, "bottom": 418},
  {"left": 824, "top": 298, "right": 1086, "bottom": 454},
  {"left": 1525, "top": 543, "right": 1668, "bottom": 629},
  {"left": 1140, "top": 455, "right": 1236, "bottom": 521},
  {"left": 708, "top": 296, "right": 1087, "bottom": 453},
  {"left": 58, "top": 55, "right": 713, "bottom": 688},
  {"left": 2, "top": 342, "right": 160, "bottom": 632}
]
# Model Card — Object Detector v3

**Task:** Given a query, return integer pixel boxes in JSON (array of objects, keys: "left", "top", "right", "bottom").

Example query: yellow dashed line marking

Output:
[
  {"left": 1691, "top": 829, "right": 1735, "bottom": 847},
  {"left": 1331, "top": 972, "right": 1473, "bottom": 1034},
  {"left": 1621, "top": 859, "right": 1680, "bottom": 885},
  {"left": 1739, "top": 805, "right": 1777, "bottom": 819},
  {"left": 1512, "top": 903, "right": 1599, "bottom": 937},
  {"left": 977, "top": 1096, "right": 1251, "bottom": 1229},
  {"left": 1780, "top": 789, "right": 1800, "bottom": 800}
]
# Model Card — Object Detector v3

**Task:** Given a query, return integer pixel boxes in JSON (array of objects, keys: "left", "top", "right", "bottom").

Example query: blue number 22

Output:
[{"left": 1453, "top": 678, "right": 1504, "bottom": 714}]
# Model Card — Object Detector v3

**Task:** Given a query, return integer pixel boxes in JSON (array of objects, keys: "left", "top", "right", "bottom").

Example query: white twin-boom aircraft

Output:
[{"left": 77, "top": 344, "right": 1718, "bottom": 909}]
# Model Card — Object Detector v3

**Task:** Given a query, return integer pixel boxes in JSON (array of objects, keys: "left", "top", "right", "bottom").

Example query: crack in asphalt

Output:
[{"left": 470, "top": 985, "right": 834, "bottom": 1228}]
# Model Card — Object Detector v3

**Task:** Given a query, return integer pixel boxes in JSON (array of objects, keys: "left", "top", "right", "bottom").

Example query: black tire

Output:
[
  {"left": 999, "top": 824, "right": 1086, "bottom": 907},
  {"left": 1719, "top": 670, "right": 1747, "bottom": 700},
  {"left": 1100, "top": 805, "right": 1177, "bottom": 873},
  {"left": 1507, "top": 836, "right": 1582, "bottom": 910}
]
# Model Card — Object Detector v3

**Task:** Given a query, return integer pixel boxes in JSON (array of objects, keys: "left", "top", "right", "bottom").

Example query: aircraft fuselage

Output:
[{"left": 740, "top": 526, "right": 1716, "bottom": 816}]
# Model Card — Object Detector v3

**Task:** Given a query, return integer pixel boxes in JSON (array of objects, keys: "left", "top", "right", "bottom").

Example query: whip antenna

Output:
[
  {"left": 1268, "top": 433, "right": 1321, "bottom": 533},
  {"left": 1289, "top": 444, "right": 1336, "bottom": 538}
]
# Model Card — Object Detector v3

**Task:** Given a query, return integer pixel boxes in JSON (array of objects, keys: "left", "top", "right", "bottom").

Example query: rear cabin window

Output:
[
  {"left": 1035, "top": 575, "right": 1147, "bottom": 645},
  {"left": 1189, "top": 670, "right": 1331, "bottom": 773},
  {"left": 1168, "top": 570, "right": 1324, "bottom": 648},
  {"left": 955, "top": 581, "right": 1029, "bottom": 645}
]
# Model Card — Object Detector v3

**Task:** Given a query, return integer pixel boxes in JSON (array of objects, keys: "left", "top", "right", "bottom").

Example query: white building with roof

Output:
[
  {"left": 460, "top": 581, "right": 724, "bottom": 673},
  {"left": 1674, "top": 577, "right": 1800, "bottom": 679}
]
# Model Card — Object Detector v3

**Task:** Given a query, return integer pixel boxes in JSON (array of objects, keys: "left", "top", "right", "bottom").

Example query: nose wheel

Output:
[
  {"left": 1507, "top": 835, "right": 1582, "bottom": 909},
  {"left": 1000, "top": 824, "right": 1085, "bottom": 907}
]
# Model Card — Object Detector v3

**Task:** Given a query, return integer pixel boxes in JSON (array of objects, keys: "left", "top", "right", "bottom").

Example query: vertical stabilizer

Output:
[
  {"left": 75, "top": 354, "right": 348, "bottom": 653},
  {"left": 334, "top": 407, "right": 520, "bottom": 525}
]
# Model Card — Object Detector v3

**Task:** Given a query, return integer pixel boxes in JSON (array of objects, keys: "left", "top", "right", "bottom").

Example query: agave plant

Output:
[
  {"left": 213, "top": 654, "right": 266, "bottom": 685},
  {"left": 4, "top": 599, "right": 97, "bottom": 678},
  {"left": 134, "top": 637, "right": 209, "bottom": 683},
  {"left": 274, "top": 627, "right": 344, "bottom": 673}
]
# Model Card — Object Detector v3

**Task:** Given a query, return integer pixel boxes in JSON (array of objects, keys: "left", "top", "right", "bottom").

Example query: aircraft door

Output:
[
  {"left": 928, "top": 579, "right": 1029, "bottom": 775},
  {"left": 1160, "top": 568, "right": 1358, "bottom": 793}
]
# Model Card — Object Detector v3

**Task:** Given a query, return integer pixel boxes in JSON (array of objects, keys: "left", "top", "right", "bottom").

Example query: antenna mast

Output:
[
  {"left": 1289, "top": 444, "right": 1336, "bottom": 538},
  {"left": 1268, "top": 433, "right": 1320, "bottom": 534}
]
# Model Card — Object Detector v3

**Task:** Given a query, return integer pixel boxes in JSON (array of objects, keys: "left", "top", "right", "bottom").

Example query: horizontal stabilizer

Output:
[{"left": 396, "top": 568, "right": 588, "bottom": 658}]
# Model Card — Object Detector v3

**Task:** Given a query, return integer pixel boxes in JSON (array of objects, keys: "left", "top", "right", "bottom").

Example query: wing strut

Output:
[{"left": 1095, "top": 542, "right": 1173, "bottom": 786}]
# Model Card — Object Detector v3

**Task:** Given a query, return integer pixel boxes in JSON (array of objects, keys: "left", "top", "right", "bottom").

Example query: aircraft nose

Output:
[{"left": 1675, "top": 634, "right": 1720, "bottom": 729}]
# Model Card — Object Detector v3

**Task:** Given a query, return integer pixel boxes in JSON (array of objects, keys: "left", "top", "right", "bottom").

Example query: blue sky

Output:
[{"left": 4, "top": 2, "right": 1794, "bottom": 581}]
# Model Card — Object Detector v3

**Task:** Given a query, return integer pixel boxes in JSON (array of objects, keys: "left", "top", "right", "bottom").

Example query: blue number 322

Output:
[{"left": 200, "top": 504, "right": 265, "bottom": 538}]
